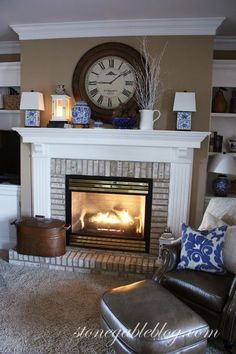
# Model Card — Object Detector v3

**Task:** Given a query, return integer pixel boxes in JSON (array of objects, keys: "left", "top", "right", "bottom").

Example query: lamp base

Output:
[
  {"left": 212, "top": 175, "right": 231, "bottom": 197},
  {"left": 25, "top": 110, "right": 40, "bottom": 127},
  {"left": 176, "top": 112, "right": 192, "bottom": 131}
]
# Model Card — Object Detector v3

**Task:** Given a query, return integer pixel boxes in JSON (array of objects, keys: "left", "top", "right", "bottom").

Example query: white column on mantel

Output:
[
  {"left": 31, "top": 143, "right": 51, "bottom": 218},
  {"left": 168, "top": 159, "right": 193, "bottom": 236}
]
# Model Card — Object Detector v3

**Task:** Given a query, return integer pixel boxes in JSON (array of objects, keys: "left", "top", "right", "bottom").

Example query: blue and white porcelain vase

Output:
[
  {"left": 72, "top": 101, "right": 91, "bottom": 125},
  {"left": 212, "top": 175, "right": 231, "bottom": 197}
]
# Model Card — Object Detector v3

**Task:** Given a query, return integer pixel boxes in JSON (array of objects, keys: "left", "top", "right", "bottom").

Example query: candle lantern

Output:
[{"left": 51, "top": 94, "right": 71, "bottom": 122}]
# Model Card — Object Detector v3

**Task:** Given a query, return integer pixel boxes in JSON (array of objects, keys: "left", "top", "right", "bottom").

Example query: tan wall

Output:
[{"left": 20, "top": 36, "right": 214, "bottom": 227}]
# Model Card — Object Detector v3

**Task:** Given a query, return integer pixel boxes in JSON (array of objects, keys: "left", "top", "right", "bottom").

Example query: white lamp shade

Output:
[
  {"left": 173, "top": 92, "right": 196, "bottom": 112},
  {"left": 208, "top": 153, "right": 236, "bottom": 176},
  {"left": 20, "top": 92, "right": 45, "bottom": 111}
]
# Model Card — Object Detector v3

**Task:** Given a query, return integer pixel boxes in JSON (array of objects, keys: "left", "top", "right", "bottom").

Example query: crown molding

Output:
[
  {"left": 10, "top": 17, "right": 224, "bottom": 40},
  {"left": 214, "top": 36, "right": 236, "bottom": 50},
  {"left": 0, "top": 41, "right": 20, "bottom": 54}
]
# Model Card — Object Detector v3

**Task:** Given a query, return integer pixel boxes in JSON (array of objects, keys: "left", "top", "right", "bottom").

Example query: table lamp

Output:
[
  {"left": 208, "top": 152, "right": 236, "bottom": 196},
  {"left": 173, "top": 92, "right": 196, "bottom": 130},
  {"left": 20, "top": 91, "right": 44, "bottom": 127}
]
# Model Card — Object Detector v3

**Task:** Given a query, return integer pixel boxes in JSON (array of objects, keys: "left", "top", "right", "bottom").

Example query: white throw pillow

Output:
[
  {"left": 198, "top": 212, "right": 227, "bottom": 231},
  {"left": 221, "top": 213, "right": 236, "bottom": 226},
  {"left": 198, "top": 211, "right": 236, "bottom": 274}
]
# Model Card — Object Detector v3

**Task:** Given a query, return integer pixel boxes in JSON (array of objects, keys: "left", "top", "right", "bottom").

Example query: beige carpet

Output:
[{"left": 0, "top": 258, "right": 229, "bottom": 354}]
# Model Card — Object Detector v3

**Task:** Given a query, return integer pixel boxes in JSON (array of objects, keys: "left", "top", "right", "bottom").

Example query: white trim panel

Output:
[
  {"left": 10, "top": 17, "right": 225, "bottom": 40},
  {"left": 168, "top": 161, "right": 193, "bottom": 236},
  {"left": 31, "top": 144, "right": 51, "bottom": 218},
  {"left": 0, "top": 62, "right": 21, "bottom": 87},
  {"left": 212, "top": 60, "right": 236, "bottom": 87}
]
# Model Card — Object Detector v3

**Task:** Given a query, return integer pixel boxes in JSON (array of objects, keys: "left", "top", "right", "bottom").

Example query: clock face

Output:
[
  {"left": 72, "top": 42, "right": 143, "bottom": 123},
  {"left": 85, "top": 56, "right": 136, "bottom": 110}
]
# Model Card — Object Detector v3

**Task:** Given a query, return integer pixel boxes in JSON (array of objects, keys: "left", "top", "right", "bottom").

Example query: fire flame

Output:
[
  {"left": 79, "top": 207, "right": 143, "bottom": 234},
  {"left": 89, "top": 209, "right": 134, "bottom": 226}
]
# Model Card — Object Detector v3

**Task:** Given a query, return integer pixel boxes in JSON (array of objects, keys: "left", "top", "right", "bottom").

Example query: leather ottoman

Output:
[{"left": 101, "top": 280, "right": 209, "bottom": 354}]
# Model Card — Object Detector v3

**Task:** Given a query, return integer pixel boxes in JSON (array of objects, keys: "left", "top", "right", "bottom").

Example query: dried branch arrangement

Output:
[{"left": 135, "top": 39, "right": 168, "bottom": 110}]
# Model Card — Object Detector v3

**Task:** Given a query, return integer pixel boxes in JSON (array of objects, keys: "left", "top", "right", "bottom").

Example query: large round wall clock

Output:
[{"left": 72, "top": 42, "right": 143, "bottom": 123}]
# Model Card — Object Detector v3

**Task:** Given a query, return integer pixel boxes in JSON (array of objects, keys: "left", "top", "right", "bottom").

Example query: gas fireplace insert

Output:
[{"left": 66, "top": 175, "right": 153, "bottom": 252}]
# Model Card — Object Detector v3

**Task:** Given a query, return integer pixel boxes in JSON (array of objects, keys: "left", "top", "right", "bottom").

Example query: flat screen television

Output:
[{"left": 0, "top": 130, "right": 20, "bottom": 184}]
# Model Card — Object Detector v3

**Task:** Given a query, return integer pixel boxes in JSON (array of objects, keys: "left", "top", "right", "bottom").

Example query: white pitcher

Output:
[{"left": 139, "top": 109, "right": 161, "bottom": 130}]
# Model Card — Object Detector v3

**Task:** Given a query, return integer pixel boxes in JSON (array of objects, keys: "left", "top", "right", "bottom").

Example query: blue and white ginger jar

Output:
[{"left": 72, "top": 101, "right": 91, "bottom": 125}]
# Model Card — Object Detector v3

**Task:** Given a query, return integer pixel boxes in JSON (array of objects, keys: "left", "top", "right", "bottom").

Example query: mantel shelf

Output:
[{"left": 12, "top": 128, "right": 210, "bottom": 149}]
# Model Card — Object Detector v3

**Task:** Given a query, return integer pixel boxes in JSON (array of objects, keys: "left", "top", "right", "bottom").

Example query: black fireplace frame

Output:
[{"left": 65, "top": 175, "right": 153, "bottom": 253}]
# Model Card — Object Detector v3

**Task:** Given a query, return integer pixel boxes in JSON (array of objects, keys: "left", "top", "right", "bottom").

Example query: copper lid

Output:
[{"left": 16, "top": 217, "right": 65, "bottom": 230}]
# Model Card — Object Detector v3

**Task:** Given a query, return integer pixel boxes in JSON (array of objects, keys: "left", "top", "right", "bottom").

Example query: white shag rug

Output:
[{"left": 0, "top": 258, "right": 229, "bottom": 354}]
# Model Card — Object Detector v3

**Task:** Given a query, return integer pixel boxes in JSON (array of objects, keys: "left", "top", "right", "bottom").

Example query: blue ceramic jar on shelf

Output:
[{"left": 72, "top": 101, "right": 91, "bottom": 125}]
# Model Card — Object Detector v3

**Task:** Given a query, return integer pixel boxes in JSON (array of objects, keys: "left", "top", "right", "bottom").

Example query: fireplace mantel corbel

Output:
[{"left": 31, "top": 143, "right": 49, "bottom": 156}]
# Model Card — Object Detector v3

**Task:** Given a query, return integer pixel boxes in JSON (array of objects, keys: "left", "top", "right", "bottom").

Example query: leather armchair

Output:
[{"left": 154, "top": 240, "right": 236, "bottom": 345}]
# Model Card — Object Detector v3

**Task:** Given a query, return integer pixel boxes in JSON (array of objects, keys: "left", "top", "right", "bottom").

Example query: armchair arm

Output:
[
  {"left": 152, "top": 238, "right": 181, "bottom": 283},
  {"left": 221, "top": 276, "right": 236, "bottom": 344}
]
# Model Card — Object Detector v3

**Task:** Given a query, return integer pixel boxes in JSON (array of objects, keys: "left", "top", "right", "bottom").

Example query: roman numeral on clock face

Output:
[
  {"left": 90, "top": 88, "right": 98, "bottom": 97},
  {"left": 108, "top": 98, "right": 112, "bottom": 108},
  {"left": 97, "top": 95, "right": 104, "bottom": 105},
  {"left": 89, "top": 81, "right": 97, "bottom": 85},
  {"left": 123, "top": 70, "right": 131, "bottom": 76},
  {"left": 109, "top": 59, "right": 114, "bottom": 68},
  {"left": 125, "top": 81, "right": 134, "bottom": 86},
  {"left": 98, "top": 61, "right": 105, "bottom": 70},
  {"left": 122, "top": 89, "right": 131, "bottom": 97},
  {"left": 118, "top": 61, "right": 123, "bottom": 70}
]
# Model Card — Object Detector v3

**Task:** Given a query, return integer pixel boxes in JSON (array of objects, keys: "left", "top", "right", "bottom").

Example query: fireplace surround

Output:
[
  {"left": 13, "top": 128, "right": 209, "bottom": 255},
  {"left": 51, "top": 158, "right": 169, "bottom": 254}
]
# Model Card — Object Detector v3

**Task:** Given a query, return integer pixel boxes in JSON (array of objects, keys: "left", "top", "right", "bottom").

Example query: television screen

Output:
[{"left": 0, "top": 130, "right": 20, "bottom": 184}]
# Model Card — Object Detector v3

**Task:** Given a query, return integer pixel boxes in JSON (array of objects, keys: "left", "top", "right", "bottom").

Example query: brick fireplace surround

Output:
[{"left": 10, "top": 128, "right": 208, "bottom": 276}]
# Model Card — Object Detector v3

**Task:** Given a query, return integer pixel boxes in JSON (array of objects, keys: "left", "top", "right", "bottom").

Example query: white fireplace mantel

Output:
[
  {"left": 14, "top": 128, "right": 209, "bottom": 236},
  {"left": 13, "top": 128, "right": 208, "bottom": 147}
]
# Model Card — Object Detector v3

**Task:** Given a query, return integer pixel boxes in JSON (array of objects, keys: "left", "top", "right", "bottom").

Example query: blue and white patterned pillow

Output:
[{"left": 177, "top": 223, "right": 228, "bottom": 274}]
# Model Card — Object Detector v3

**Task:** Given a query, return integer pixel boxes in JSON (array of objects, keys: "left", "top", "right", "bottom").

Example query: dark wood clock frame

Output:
[{"left": 72, "top": 42, "right": 143, "bottom": 123}]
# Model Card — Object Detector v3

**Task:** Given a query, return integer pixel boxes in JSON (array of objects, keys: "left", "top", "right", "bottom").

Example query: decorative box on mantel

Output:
[{"left": 13, "top": 128, "right": 209, "bottom": 249}]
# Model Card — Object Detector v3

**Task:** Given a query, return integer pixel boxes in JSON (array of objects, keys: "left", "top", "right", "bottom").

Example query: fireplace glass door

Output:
[{"left": 66, "top": 176, "right": 152, "bottom": 252}]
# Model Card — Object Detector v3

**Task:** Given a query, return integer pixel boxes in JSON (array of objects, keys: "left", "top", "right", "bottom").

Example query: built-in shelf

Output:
[
  {"left": 0, "top": 110, "right": 20, "bottom": 114},
  {"left": 211, "top": 112, "right": 236, "bottom": 118},
  {"left": 208, "top": 152, "right": 236, "bottom": 156},
  {"left": 204, "top": 194, "right": 236, "bottom": 210},
  {"left": 206, "top": 60, "right": 236, "bottom": 199}
]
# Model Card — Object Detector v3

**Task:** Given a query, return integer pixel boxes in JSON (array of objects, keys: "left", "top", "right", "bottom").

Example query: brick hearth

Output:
[{"left": 9, "top": 247, "right": 160, "bottom": 278}]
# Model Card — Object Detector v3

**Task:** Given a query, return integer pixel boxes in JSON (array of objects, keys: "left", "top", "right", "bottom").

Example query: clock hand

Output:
[
  {"left": 110, "top": 70, "right": 128, "bottom": 84},
  {"left": 97, "top": 81, "right": 113, "bottom": 84},
  {"left": 97, "top": 71, "right": 129, "bottom": 85}
]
